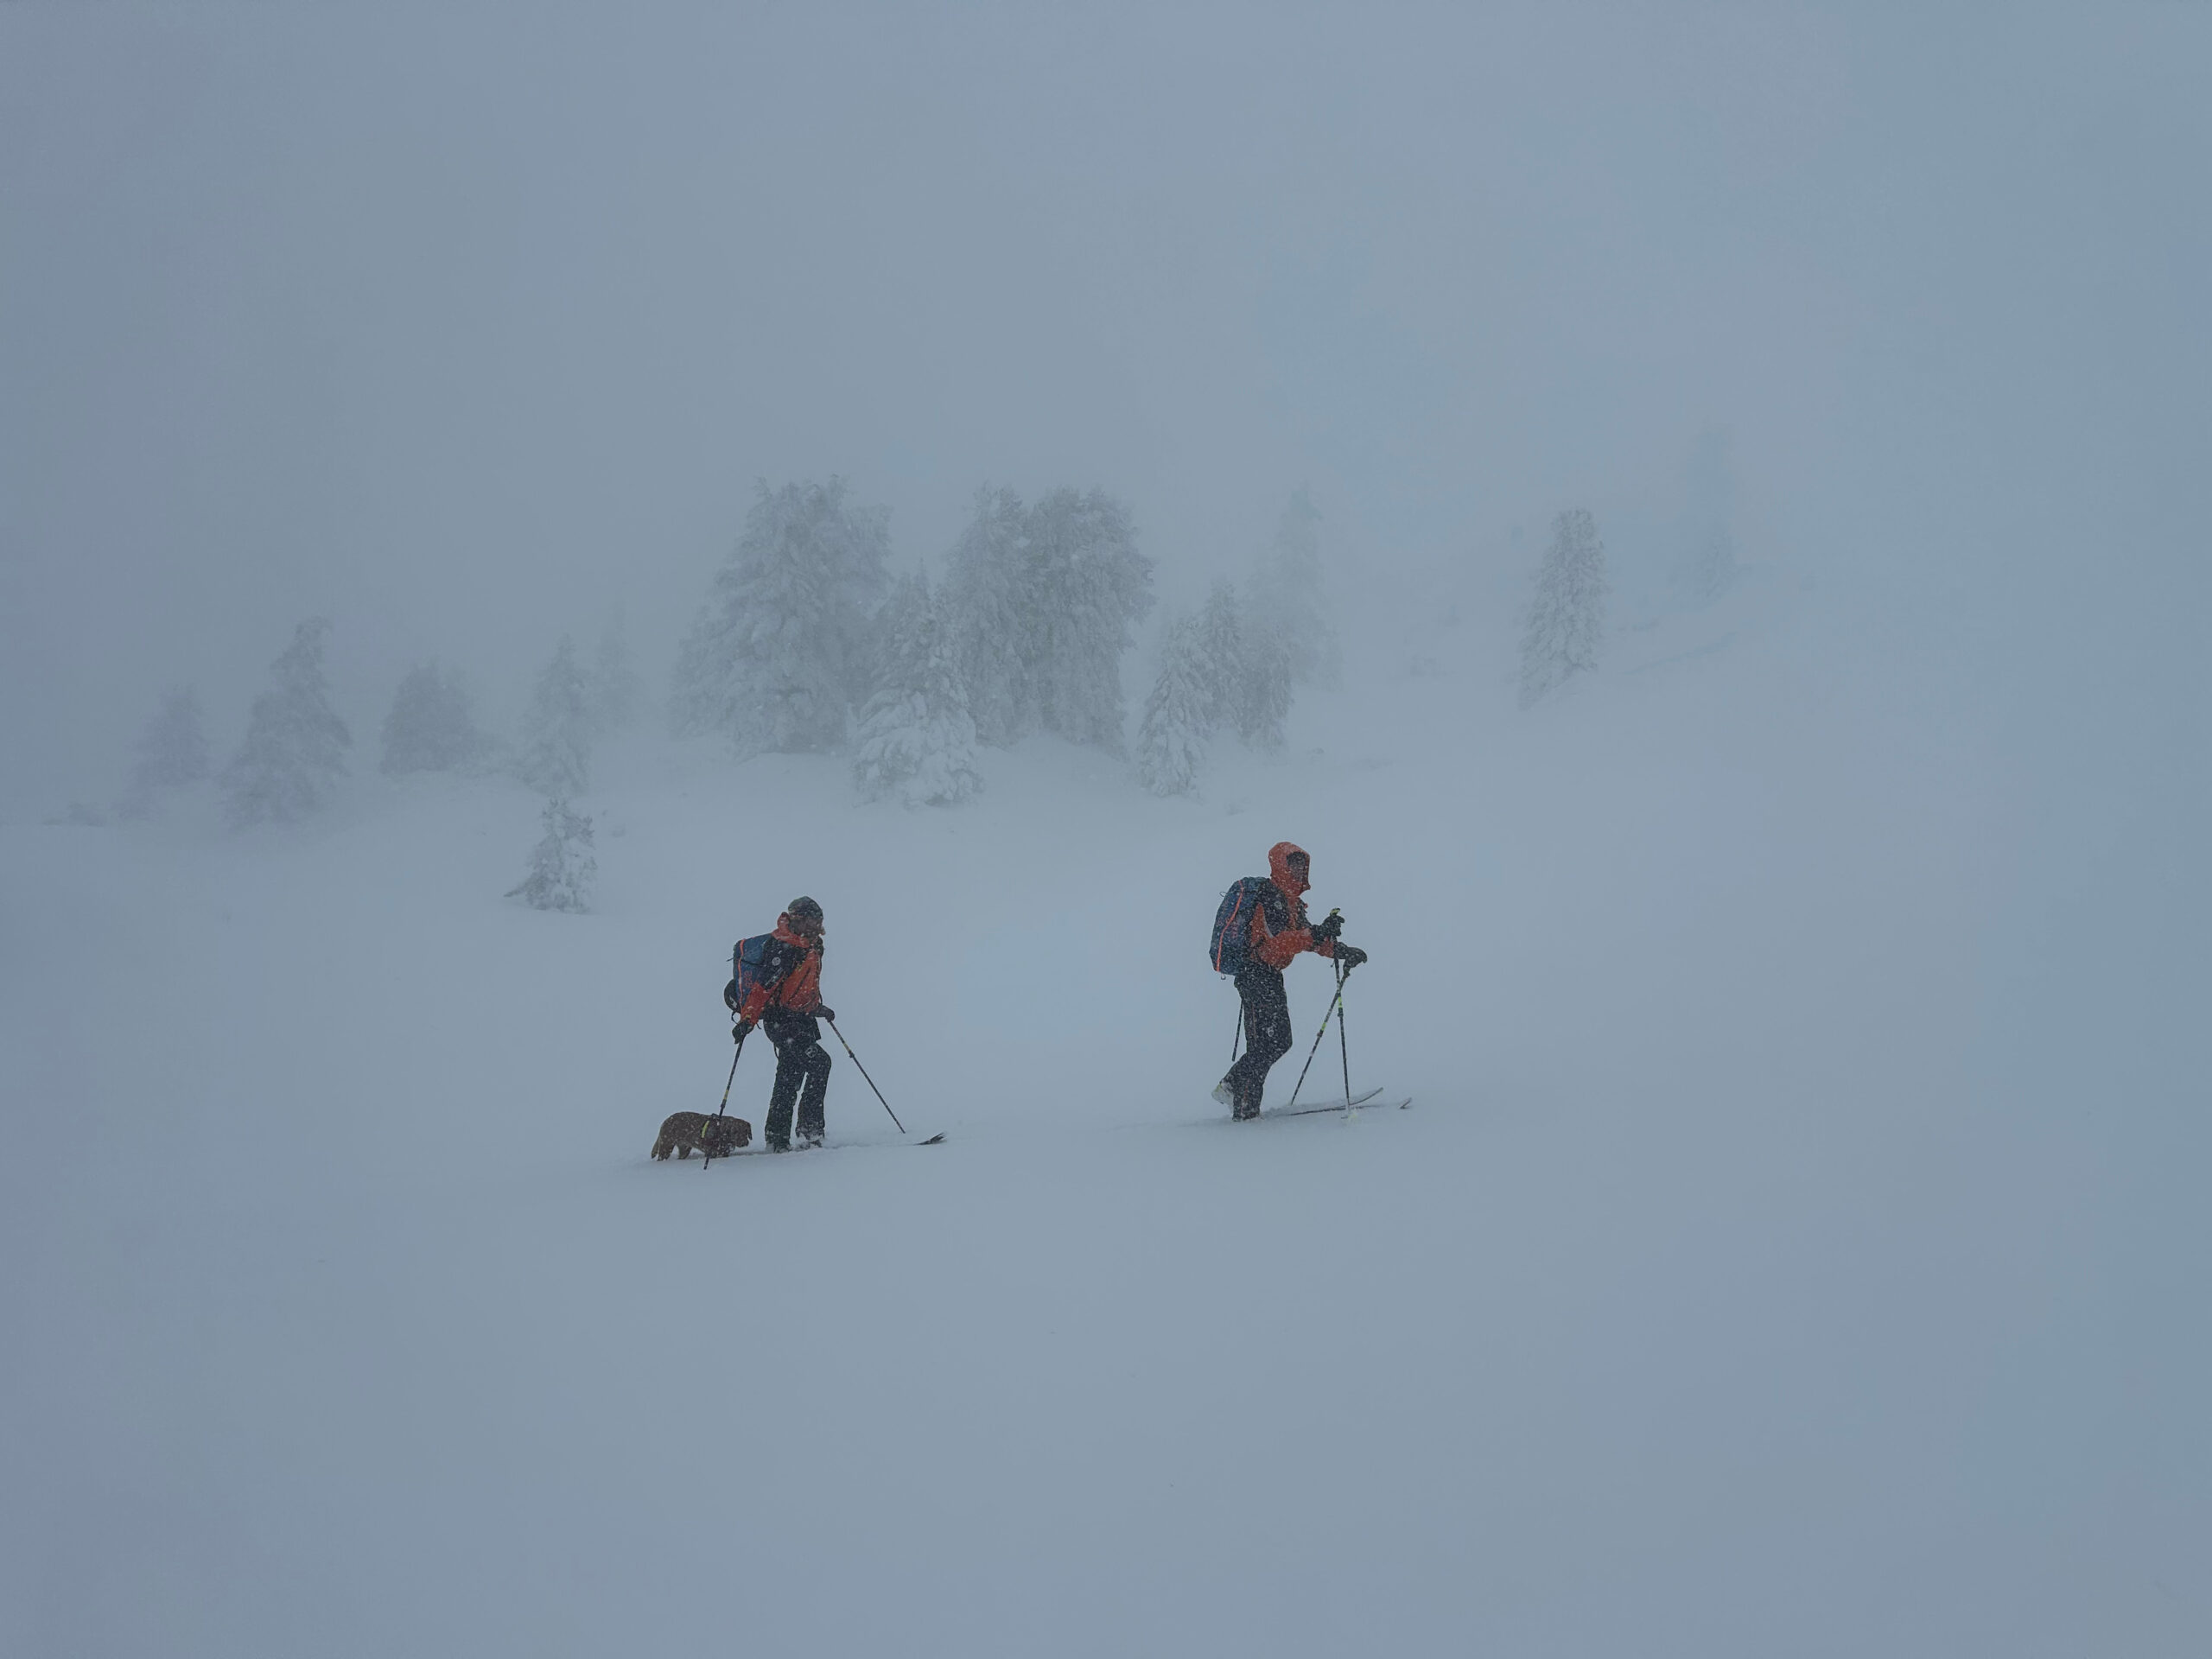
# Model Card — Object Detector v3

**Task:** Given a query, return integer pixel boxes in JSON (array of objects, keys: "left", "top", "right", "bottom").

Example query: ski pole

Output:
[
  {"left": 1230, "top": 998, "right": 1243, "bottom": 1066},
  {"left": 1285, "top": 955, "right": 1357, "bottom": 1109},
  {"left": 823, "top": 1016, "right": 905, "bottom": 1135},
  {"left": 1334, "top": 955, "right": 1352, "bottom": 1108},
  {"left": 704, "top": 1024, "right": 747, "bottom": 1170}
]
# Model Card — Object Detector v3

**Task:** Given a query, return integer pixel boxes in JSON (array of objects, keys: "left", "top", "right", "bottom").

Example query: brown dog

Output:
[{"left": 651, "top": 1111, "right": 753, "bottom": 1160}]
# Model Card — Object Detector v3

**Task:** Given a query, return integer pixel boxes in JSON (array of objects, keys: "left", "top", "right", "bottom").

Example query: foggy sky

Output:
[{"left": 3, "top": 2, "right": 2206, "bottom": 812}]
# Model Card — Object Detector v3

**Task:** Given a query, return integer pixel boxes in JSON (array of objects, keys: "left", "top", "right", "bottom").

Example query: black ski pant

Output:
[
  {"left": 761, "top": 1012, "right": 832, "bottom": 1148},
  {"left": 1224, "top": 967, "right": 1293, "bottom": 1118}
]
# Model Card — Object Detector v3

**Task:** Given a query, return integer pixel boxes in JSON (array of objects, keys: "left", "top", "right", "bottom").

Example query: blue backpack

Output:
[
  {"left": 1210, "top": 876, "right": 1287, "bottom": 976},
  {"left": 725, "top": 932, "right": 781, "bottom": 1014}
]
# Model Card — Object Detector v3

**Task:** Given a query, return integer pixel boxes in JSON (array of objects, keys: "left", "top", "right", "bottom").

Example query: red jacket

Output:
[
  {"left": 1249, "top": 841, "right": 1338, "bottom": 971},
  {"left": 734, "top": 915, "right": 826, "bottom": 1025}
]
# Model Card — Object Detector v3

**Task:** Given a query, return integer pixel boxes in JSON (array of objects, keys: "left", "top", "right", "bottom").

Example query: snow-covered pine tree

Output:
[
  {"left": 588, "top": 607, "right": 643, "bottom": 736},
  {"left": 380, "top": 663, "right": 489, "bottom": 776},
  {"left": 1176, "top": 575, "right": 1293, "bottom": 753},
  {"left": 1230, "top": 597, "right": 1293, "bottom": 751},
  {"left": 670, "top": 477, "right": 891, "bottom": 755},
  {"left": 1239, "top": 486, "right": 1338, "bottom": 690},
  {"left": 940, "top": 486, "right": 1153, "bottom": 753},
  {"left": 1024, "top": 486, "right": 1154, "bottom": 753},
  {"left": 1517, "top": 508, "right": 1610, "bottom": 709},
  {"left": 506, "top": 797, "right": 596, "bottom": 912},
  {"left": 120, "top": 686, "right": 210, "bottom": 815},
  {"left": 1136, "top": 610, "right": 1214, "bottom": 797},
  {"left": 221, "top": 619, "right": 352, "bottom": 828},
  {"left": 942, "top": 486, "right": 1033, "bottom": 748},
  {"left": 851, "top": 571, "right": 983, "bottom": 807},
  {"left": 1193, "top": 579, "right": 1245, "bottom": 730},
  {"left": 515, "top": 636, "right": 593, "bottom": 798}
]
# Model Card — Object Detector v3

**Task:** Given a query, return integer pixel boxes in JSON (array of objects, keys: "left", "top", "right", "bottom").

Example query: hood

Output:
[
  {"left": 1268, "top": 841, "right": 1310, "bottom": 899},
  {"left": 772, "top": 913, "right": 821, "bottom": 950}
]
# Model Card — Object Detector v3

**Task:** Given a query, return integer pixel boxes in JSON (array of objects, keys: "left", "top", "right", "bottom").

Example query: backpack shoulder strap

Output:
[{"left": 1252, "top": 876, "right": 1292, "bottom": 931}]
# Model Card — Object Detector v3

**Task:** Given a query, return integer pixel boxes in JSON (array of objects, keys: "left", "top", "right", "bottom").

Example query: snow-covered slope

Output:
[{"left": 3, "top": 590, "right": 2203, "bottom": 1656}]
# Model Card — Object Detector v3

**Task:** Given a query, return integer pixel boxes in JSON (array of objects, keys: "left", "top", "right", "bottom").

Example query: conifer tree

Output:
[
  {"left": 1136, "top": 611, "right": 1214, "bottom": 797},
  {"left": 221, "top": 619, "right": 352, "bottom": 828},
  {"left": 1517, "top": 508, "right": 1610, "bottom": 709},
  {"left": 1230, "top": 606, "right": 1293, "bottom": 751},
  {"left": 1193, "top": 579, "right": 1245, "bottom": 729},
  {"left": 120, "top": 687, "right": 210, "bottom": 816},
  {"left": 506, "top": 797, "right": 596, "bottom": 912},
  {"left": 944, "top": 486, "right": 1153, "bottom": 754},
  {"left": 380, "top": 663, "right": 489, "bottom": 776},
  {"left": 852, "top": 572, "right": 983, "bottom": 807},
  {"left": 671, "top": 477, "right": 891, "bottom": 755},
  {"left": 943, "top": 486, "right": 1033, "bottom": 747},
  {"left": 1181, "top": 575, "right": 1292, "bottom": 753},
  {"left": 1027, "top": 487, "right": 1154, "bottom": 752},
  {"left": 515, "top": 636, "right": 593, "bottom": 798}
]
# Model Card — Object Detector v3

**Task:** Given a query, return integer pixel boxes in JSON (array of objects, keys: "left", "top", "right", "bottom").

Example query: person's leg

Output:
[
  {"left": 1225, "top": 970, "right": 1292, "bottom": 1118},
  {"left": 763, "top": 1027, "right": 805, "bottom": 1151},
  {"left": 795, "top": 1040, "right": 833, "bottom": 1146}
]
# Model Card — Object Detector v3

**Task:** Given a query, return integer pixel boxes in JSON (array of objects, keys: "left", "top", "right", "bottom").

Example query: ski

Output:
[
  {"left": 1267, "top": 1092, "right": 1409, "bottom": 1120},
  {"left": 688, "top": 1131, "right": 946, "bottom": 1163},
  {"left": 1270, "top": 1086, "right": 1385, "bottom": 1116}
]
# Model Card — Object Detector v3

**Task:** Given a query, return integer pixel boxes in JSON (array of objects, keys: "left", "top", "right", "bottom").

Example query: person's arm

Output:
[
  {"left": 1251, "top": 905, "right": 1316, "bottom": 969},
  {"left": 1256, "top": 904, "right": 1347, "bottom": 968}
]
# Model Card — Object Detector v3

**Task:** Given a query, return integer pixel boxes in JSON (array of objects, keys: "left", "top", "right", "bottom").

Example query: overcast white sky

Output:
[{"left": 3, "top": 2, "right": 2206, "bottom": 811}]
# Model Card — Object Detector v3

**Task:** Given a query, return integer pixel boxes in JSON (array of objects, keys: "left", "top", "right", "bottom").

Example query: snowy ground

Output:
[{"left": 4, "top": 583, "right": 2205, "bottom": 1656}]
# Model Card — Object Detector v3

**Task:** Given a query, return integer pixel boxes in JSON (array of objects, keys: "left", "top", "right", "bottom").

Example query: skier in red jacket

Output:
[
  {"left": 725, "top": 895, "right": 836, "bottom": 1151},
  {"left": 1214, "top": 842, "right": 1366, "bottom": 1120}
]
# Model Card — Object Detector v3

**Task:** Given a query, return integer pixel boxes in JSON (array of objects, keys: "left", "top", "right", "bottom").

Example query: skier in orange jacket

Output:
[
  {"left": 1214, "top": 842, "right": 1366, "bottom": 1119},
  {"left": 726, "top": 895, "right": 836, "bottom": 1151}
]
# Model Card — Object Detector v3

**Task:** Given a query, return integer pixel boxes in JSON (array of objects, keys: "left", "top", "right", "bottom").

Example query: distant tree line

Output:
[
  {"left": 80, "top": 473, "right": 1353, "bottom": 903},
  {"left": 92, "top": 479, "right": 1634, "bottom": 875},
  {"left": 88, "top": 418, "right": 1741, "bottom": 839},
  {"left": 664, "top": 477, "right": 1184, "bottom": 808}
]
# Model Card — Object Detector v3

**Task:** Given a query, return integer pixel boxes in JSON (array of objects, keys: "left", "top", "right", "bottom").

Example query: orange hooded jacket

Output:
[{"left": 1248, "top": 840, "right": 1338, "bottom": 971}]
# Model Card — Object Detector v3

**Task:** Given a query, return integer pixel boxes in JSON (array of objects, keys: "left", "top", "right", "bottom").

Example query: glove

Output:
[
  {"left": 1334, "top": 944, "right": 1368, "bottom": 969},
  {"left": 1313, "top": 911, "right": 1344, "bottom": 944},
  {"left": 814, "top": 1005, "right": 836, "bottom": 1024},
  {"left": 733, "top": 1018, "right": 754, "bottom": 1042}
]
